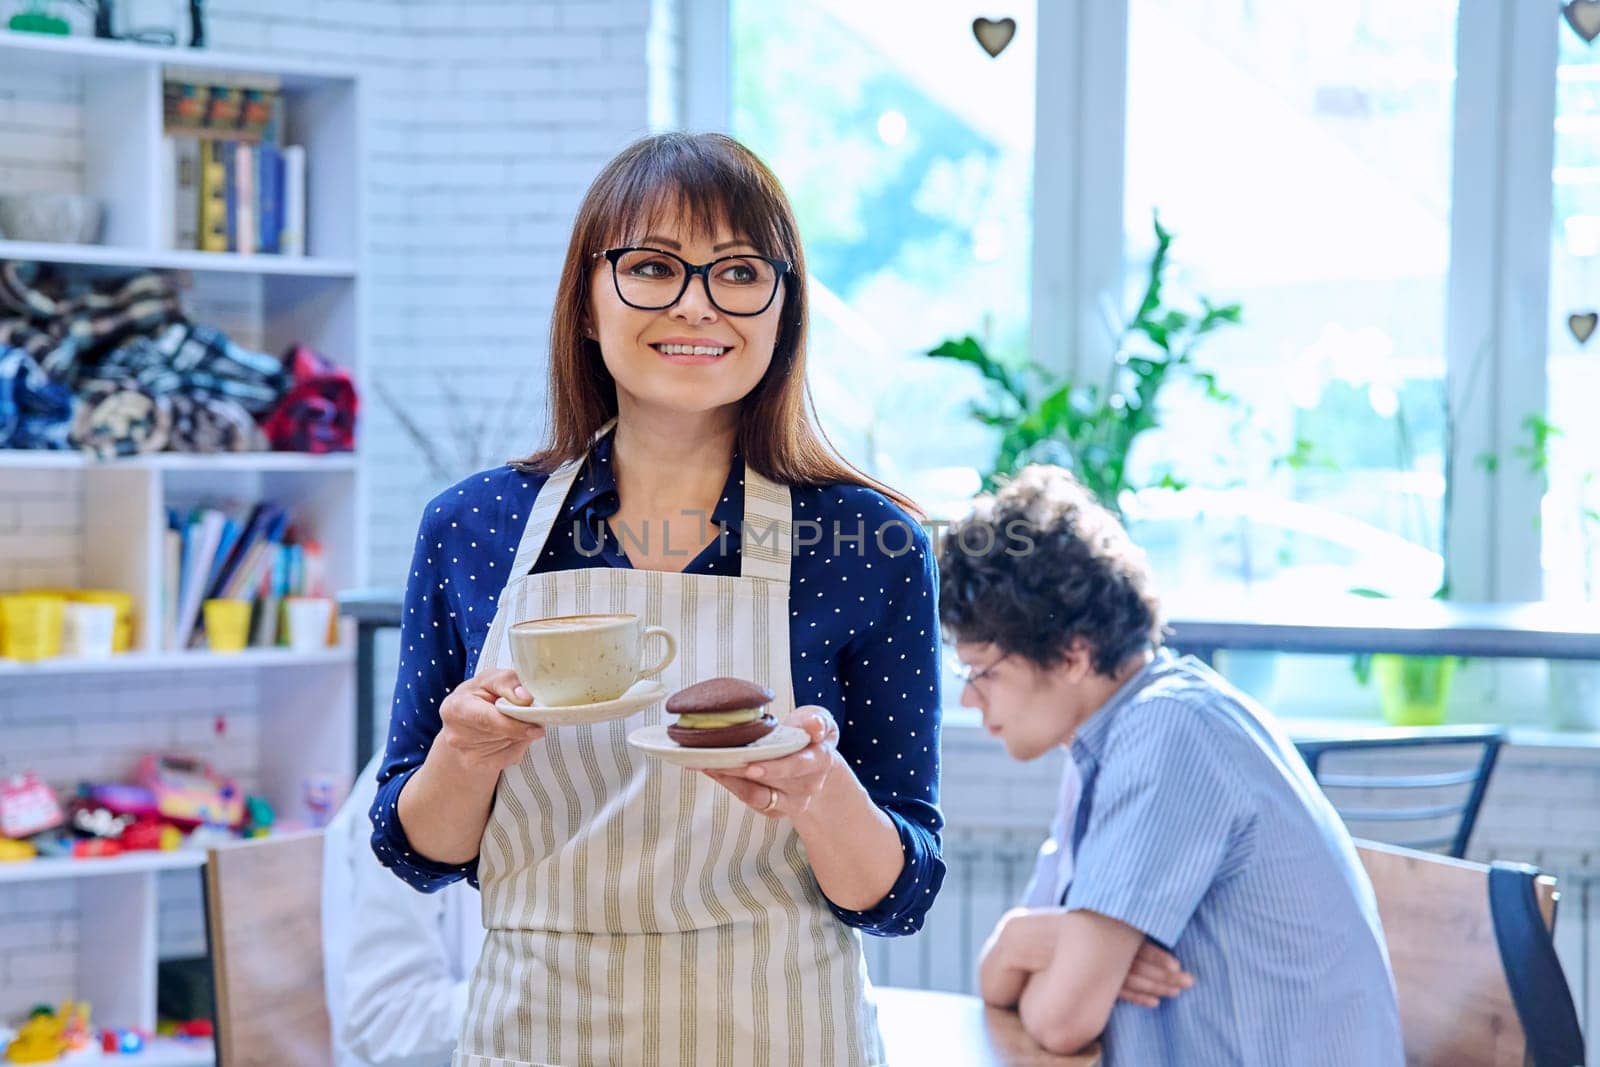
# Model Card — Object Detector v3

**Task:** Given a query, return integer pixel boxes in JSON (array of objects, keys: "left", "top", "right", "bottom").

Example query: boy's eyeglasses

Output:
[{"left": 946, "top": 651, "right": 1010, "bottom": 696}]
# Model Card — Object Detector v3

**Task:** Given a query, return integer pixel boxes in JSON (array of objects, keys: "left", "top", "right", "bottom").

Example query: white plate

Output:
[
  {"left": 626, "top": 723, "right": 810, "bottom": 769},
  {"left": 495, "top": 678, "right": 667, "bottom": 726}
]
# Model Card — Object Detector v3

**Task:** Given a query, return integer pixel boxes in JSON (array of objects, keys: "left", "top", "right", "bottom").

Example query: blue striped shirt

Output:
[{"left": 1062, "top": 651, "right": 1404, "bottom": 1066}]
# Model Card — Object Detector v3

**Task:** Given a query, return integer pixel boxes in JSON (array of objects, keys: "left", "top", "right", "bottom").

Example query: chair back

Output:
[
  {"left": 1357, "top": 840, "right": 1584, "bottom": 1067},
  {"left": 1296, "top": 725, "right": 1504, "bottom": 856},
  {"left": 203, "top": 831, "right": 334, "bottom": 1067}
]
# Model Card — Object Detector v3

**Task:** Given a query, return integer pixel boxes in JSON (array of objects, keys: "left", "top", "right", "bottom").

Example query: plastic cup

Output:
[
  {"left": 203, "top": 598, "right": 252, "bottom": 653},
  {"left": 0, "top": 594, "right": 66, "bottom": 661},
  {"left": 283, "top": 596, "right": 334, "bottom": 653},
  {"left": 62, "top": 602, "right": 117, "bottom": 659}
]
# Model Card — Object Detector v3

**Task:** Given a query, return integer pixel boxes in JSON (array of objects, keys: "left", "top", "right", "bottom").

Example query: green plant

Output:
[
  {"left": 1483, "top": 412, "right": 1600, "bottom": 600},
  {"left": 925, "top": 214, "right": 1242, "bottom": 514}
]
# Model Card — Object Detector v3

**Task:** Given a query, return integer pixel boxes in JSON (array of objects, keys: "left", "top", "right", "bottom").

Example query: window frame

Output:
[{"left": 691, "top": 0, "right": 1563, "bottom": 605}]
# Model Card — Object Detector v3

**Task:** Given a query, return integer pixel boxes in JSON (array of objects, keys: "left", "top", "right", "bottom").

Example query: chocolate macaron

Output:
[{"left": 665, "top": 677, "right": 778, "bottom": 748}]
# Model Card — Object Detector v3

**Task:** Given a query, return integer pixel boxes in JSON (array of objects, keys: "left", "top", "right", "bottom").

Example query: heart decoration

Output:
[
  {"left": 1570, "top": 311, "right": 1598, "bottom": 344},
  {"left": 1565, "top": 0, "right": 1600, "bottom": 44},
  {"left": 973, "top": 17, "right": 1016, "bottom": 58}
]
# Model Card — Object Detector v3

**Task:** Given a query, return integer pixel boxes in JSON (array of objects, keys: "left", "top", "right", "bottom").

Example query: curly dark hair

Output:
[{"left": 938, "top": 465, "right": 1166, "bottom": 676}]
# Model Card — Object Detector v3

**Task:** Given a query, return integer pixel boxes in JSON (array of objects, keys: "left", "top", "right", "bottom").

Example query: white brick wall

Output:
[
  {"left": 0, "top": 882, "right": 78, "bottom": 1014},
  {"left": 0, "top": 470, "right": 83, "bottom": 590},
  {"left": 0, "top": 63, "right": 82, "bottom": 197}
]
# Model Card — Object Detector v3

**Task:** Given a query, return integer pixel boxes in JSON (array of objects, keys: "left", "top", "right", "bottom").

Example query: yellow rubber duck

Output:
[{"left": 4, "top": 1011, "right": 65, "bottom": 1064}]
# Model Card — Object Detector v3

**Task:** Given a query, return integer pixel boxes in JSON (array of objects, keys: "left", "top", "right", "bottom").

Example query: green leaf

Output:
[
  {"left": 1198, "top": 302, "right": 1243, "bottom": 329},
  {"left": 927, "top": 335, "right": 1028, "bottom": 405},
  {"left": 1153, "top": 471, "right": 1188, "bottom": 491},
  {"left": 1351, "top": 652, "right": 1373, "bottom": 686}
]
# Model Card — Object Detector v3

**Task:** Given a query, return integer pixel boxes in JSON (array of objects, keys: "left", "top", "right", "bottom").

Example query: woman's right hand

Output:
[{"left": 434, "top": 668, "right": 546, "bottom": 775}]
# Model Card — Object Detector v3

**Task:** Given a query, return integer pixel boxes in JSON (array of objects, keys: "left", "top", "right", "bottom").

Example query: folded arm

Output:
[{"left": 980, "top": 906, "right": 1194, "bottom": 1055}]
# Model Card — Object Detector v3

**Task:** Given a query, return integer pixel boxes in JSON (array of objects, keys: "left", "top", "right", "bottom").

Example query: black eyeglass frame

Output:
[{"left": 591, "top": 246, "right": 793, "bottom": 317}]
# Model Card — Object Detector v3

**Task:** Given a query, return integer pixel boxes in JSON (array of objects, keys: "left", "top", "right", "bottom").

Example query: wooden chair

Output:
[
  {"left": 203, "top": 832, "right": 335, "bottom": 1067},
  {"left": 1357, "top": 840, "right": 1586, "bottom": 1067}
]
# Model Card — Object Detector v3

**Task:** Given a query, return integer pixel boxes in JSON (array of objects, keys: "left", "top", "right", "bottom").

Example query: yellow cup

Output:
[
  {"left": 0, "top": 594, "right": 67, "bottom": 661},
  {"left": 203, "top": 598, "right": 252, "bottom": 653}
]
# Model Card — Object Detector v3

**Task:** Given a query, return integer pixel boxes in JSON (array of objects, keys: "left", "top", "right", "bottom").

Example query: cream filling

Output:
[{"left": 674, "top": 707, "right": 764, "bottom": 729}]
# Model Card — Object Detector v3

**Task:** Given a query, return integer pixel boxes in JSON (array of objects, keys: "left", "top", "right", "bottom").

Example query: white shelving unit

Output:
[
  {"left": 0, "top": 645, "right": 354, "bottom": 678},
  {"left": 0, "top": 30, "right": 365, "bottom": 1057}
]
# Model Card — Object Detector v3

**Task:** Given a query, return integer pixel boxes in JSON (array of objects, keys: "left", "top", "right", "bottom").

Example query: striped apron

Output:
[{"left": 453, "top": 426, "right": 885, "bottom": 1067}]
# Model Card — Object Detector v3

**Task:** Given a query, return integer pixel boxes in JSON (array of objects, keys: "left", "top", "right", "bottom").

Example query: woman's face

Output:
[{"left": 588, "top": 212, "right": 785, "bottom": 419}]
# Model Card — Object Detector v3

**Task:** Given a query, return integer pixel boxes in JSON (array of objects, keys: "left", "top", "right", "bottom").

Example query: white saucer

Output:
[
  {"left": 495, "top": 678, "right": 667, "bottom": 726},
  {"left": 626, "top": 723, "right": 810, "bottom": 769}
]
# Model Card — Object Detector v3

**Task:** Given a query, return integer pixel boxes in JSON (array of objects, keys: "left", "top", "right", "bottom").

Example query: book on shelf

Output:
[
  {"left": 163, "top": 75, "right": 305, "bottom": 256},
  {"left": 169, "top": 137, "right": 201, "bottom": 251},
  {"left": 198, "top": 138, "right": 228, "bottom": 254},
  {"left": 165, "top": 499, "right": 323, "bottom": 651},
  {"left": 281, "top": 145, "right": 307, "bottom": 258}
]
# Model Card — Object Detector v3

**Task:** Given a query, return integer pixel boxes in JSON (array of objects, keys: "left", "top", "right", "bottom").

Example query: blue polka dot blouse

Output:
[{"left": 370, "top": 426, "right": 947, "bottom": 936}]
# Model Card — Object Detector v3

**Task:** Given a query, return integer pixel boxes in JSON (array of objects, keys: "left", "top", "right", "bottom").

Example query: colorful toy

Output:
[
  {"left": 136, "top": 754, "right": 244, "bottom": 829},
  {"left": 82, "top": 783, "right": 160, "bottom": 821},
  {"left": 242, "top": 795, "right": 274, "bottom": 838},
  {"left": 0, "top": 775, "right": 62, "bottom": 839},
  {"left": 59, "top": 1003, "right": 89, "bottom": 1052},
  {"left": 4, "top": 1013, "right": 63, "bottom": 1063},
  {"left": 65, "top": 799, "right": 131, "bottom": 841},
  {"left": 0, "top": 839, "right": 36, "bottom": 863},
  {"left": 303, "top": 775, "right": 338, "bottom": 828},
  {"left": 99, "top": 1027, "right": 145, "bottom": 1054},
  {"left": 71, "top": 838, "right": 122, "bottom": 859},
  {"left": 4, "top": 1002, "right": 89, "bottom": 1063},
  {"left": 119, "top": 817, "right": 181, "bottom": 852}
]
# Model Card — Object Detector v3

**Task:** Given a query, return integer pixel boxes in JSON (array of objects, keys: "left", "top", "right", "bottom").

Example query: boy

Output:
[{"left": 939, "top": 465, "right": 1403, "bottom": 1065}]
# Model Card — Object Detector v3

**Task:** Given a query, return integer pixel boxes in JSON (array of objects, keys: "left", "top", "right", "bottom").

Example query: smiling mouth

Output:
[{"left": 650, "top": 343, "right": 732, "bottom": 359}]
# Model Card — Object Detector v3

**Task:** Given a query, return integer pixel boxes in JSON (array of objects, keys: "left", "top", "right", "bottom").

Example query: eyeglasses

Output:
[
  {"left": 947, "top": 651, "right": 1010, "bottom": 697},
  {"left": 592, "top": 246, "right": 791, "bottom": 317}
]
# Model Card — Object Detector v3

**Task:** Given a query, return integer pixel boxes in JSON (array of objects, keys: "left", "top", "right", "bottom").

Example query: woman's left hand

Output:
[{"left": 702, "top": 705, "right": 842, "bottom": 818}]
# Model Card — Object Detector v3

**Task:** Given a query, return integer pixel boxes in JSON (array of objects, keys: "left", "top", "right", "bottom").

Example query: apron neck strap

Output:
[
  {"left": 507, "top": 417, "right": 793, "bottom": 583},
  {"left": 737, "top": 466, "right": 792, "bottom": 583}
]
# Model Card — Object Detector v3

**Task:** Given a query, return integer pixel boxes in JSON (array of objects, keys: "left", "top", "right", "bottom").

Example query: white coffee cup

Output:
[
  {"left": 508, "top": 612, "right": 676, "bottom": 706},
  {"left": 62, "top": 602, "right": 116, "bottom": 659},
  {"left": 284, "top": 596, "right": 334, "bottom": 653}
]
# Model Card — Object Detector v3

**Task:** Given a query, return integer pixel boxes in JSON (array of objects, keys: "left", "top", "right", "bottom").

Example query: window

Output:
[
  {"left": 730, "top": 1, "right": 1035, "bottom": 515},
  {"left": 1121, "top": 0, "right": 1459, "bottom": 604},
  {"left": 1547, "top": 25, "right": 1600, "bottom": 603}
]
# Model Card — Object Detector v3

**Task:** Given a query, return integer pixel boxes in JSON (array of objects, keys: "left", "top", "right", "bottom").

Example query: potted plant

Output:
[
  {"left": 924, "top": 213, "right": 1242, "bottom": 512},
  {"left": 1349, "top": 410, "right": 1581, "bottom": 727},
  {"left": 1349, "top": 609, "right": 1457, "bottom": 726}
]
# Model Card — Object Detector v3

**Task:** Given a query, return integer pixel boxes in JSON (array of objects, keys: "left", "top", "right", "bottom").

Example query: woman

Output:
[{"left": 371, "top": 132, "right": 945, "bottom": 1067}]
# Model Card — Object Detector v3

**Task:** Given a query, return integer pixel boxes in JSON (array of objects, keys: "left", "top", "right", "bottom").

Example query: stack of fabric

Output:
[{"left": 0, "top": 262, "right": 357, "bottom": 457}]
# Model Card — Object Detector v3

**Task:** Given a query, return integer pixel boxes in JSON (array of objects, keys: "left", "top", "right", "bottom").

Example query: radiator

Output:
[{"left": 864, "top": 827, "right": 1042, "bottom": 994}]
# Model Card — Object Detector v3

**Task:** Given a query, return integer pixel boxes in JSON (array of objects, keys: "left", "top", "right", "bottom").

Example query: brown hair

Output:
[
  {"left": 938, "top": 465, "right": 1166, "bottom": 676},
  {"left": 512, "top": 131, "right": 920, "bottom": 519}
]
